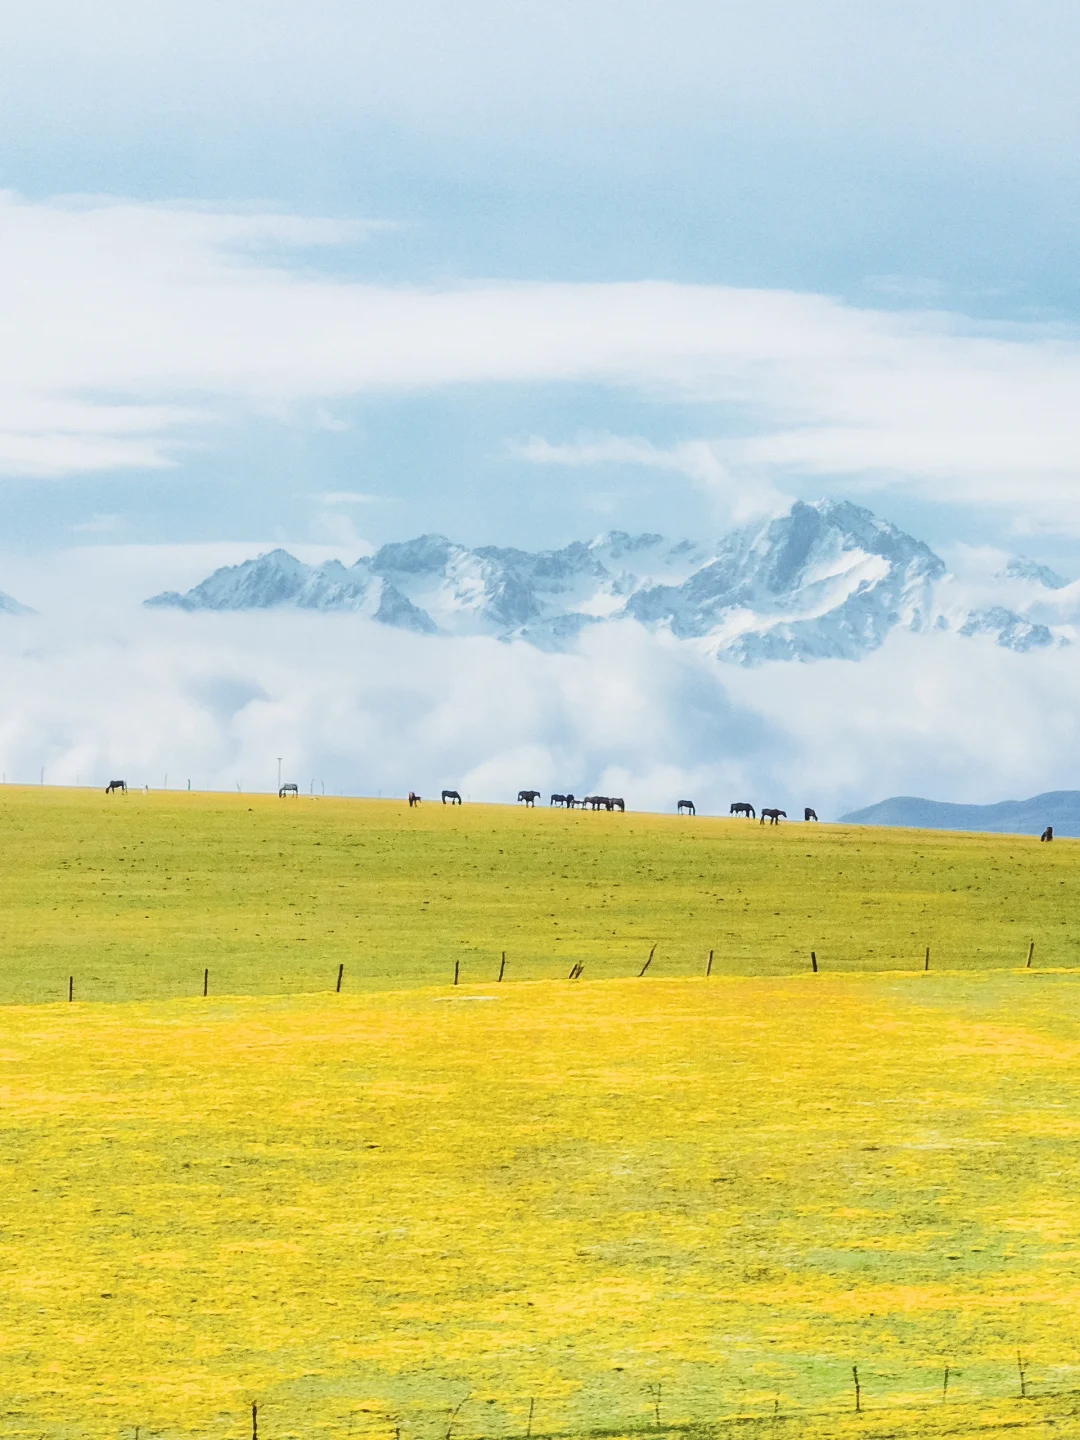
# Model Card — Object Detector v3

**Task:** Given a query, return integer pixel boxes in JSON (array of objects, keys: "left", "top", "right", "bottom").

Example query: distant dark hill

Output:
[{"left": 839, "top": 791, "right": 1080, "bottom": 838}]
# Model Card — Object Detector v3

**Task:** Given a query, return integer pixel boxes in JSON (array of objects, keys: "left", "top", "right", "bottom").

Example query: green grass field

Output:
[
  {"left": 3, "top": 787, "right": 1080, "bottom": 1440},
  {"left": 0, "top": 785, "right": 1074, "bottom": 1003}
]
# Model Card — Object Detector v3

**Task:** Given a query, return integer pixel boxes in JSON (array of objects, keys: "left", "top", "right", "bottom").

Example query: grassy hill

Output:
[
  {"left": 0, "top": 784, "right": 1076, "bottom": 1003},
  {"left": 3, "top": 788, "right": 1080, "bottom": 1438}
]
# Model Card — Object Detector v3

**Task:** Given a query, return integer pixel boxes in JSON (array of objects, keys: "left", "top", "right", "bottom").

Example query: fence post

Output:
[
  {"left": 811, "top": 951, "right": 818, "bottom": 973},
  {"left": 1026, "top": 941, "right": 1035, "bottom": 968},
  {"left": 499, "top": 952, "right": 506, "bottom": 982},
  {"left": 454, "top": 960, "right": 460, "bottom": 986},
  {"left": 706, "top": 949, "right": 714, "bottom": 976},
  {"left": 639, "top": 944, "right": 656, "bottom": 977},
  {"left": 336, "top": 963, "right": 344, "bottom": 993},
  {"left": 925, "top": 946, "right": 930, "bottom": 971},
  {"left": 68, "top": 975, "right": 73, "bottom": 1003},
  {"left": 203, "top": 968, "right": 208, "bottom": 997},
  {"left": 852, "top": 1365, "right": 861, "bottom": 1412}
]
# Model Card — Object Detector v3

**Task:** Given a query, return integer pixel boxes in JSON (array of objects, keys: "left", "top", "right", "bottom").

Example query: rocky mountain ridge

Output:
[{"left": 144, "top": 499, "right": 1074, "bottom": 664}]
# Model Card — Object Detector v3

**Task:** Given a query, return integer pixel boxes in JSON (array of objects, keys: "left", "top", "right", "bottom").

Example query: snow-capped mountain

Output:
[{"left": 144, "top": 499, "right": 1072, "bottom": 663}]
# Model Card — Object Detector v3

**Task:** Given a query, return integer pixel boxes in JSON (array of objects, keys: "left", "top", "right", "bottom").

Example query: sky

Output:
[{"left": 2, "top": 0, "right": 1080, "bottom": 807}]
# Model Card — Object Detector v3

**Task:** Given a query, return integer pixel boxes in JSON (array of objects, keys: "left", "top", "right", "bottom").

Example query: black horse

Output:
[
  {"left": 610, "top": 797, "right": 625, "bottom": 812},
  {"left": 442, "top": 790, "right": 462, "bottom": 805},
  {"left": 677, "top": 799, "right": 696, "bottom": 815},
  {"left": 730, "top": 802, "right": 755, "bottom": 818},
  {"left": 408, "top": 791, "right": 421, "bottom": 807},
  {"left": 518, "top": 790, "right": 541, "bottom": 806},
  {"left": 278, "top": 783, "right": 298, "bottom": 798},
  {"left": 105, "top": 779, "right": 127, "bottom": 794},
  {"left": 550, "top": 793, "right": 567, "bottom": 807},
  {"left": 760, "top": 807, "right": 786, "bottom": 825},
  {"left": 1041, "top": 825, "right": 1054, "bottom": 842},
  {"left": 804, "top": 807, "right": 819, "bottom": 822},
  {"left": 589, "top": 795, "right": 609, "bottom": 811}
]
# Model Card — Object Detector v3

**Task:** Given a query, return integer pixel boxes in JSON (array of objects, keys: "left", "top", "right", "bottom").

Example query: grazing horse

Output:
[
  {"left": 760, "top": 807, "right": 786, "bottom": 825},
  {"left": 730, "top": 802, "right": 755, "bottom": 818},
  {"left": 442, "top": 790, "right": 462, "bottom": 805},
  {"left": 610, "top": 797, "right": 625, "bottom": 812},
  {"left": 677, "top": 799, "right": 696, "bottom": 815},
  {"left": 804, "top": 807, "right": 819, "bottom": 822},
  {"left": 550, "top": 793, "right": 567, "bottom": 807},
  {"left": 1041, "top": 825, "right": 1054, "bottom": 842},
  {"left": 105, "top": 779, "right": 127, "bottom": 794},
  {"left": 518, "top": 790, "right": 541, "bottom": 807},
  {"left": 408, "top": 791, "right": 421, "bottom": 807},
  {"left": 278, "top": 783, "right": 298, "bottom": 798},
  {"left": 589, "top": 795, "right": 609, "bottom": 811}
]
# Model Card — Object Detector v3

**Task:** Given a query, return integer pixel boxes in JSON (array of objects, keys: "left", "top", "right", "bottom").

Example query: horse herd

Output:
[
  {"left": 402, "top": 789, "right": 814, "bottom": 820},
  {"left": 104, "top": 778, "right": 817, "bottom": 823},
  {"left": 725, "top": 803, "right": 819, "bottom": 824}
]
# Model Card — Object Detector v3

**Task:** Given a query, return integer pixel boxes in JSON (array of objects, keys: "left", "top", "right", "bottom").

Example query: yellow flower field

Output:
[{"left": 2, "top": 788, "right": 1080, "bottom": 1438}]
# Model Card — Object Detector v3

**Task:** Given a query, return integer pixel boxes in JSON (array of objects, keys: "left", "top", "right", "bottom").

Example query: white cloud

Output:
[
  {"left": 512, "top": 435, "right": 791, "bottom": 527},
  {"left": 0, "top": 602, "right": 1078, "bottom": 818},
  {"left": 6, "top": 194, "right": 1080, "bottom": 531}
]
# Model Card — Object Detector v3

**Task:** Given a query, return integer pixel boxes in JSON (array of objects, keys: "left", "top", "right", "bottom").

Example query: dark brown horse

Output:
[
  {"left": 1041, "top": 825, "right": 1054, "bottom": 842},
  {"left": 442, "top": 790, "right": 462, "bottom": 805},
  {"left": 408, "top": 791, "right": 421, "bottom": 807},
  {"left": 730, "top": 802, "right": 755, "bottom": 818},
  {"left": 105, "top": 779, "right": 127, "bottom": 794},
  {"left": 804, "top": 807, "right": 818, "bottom": 822},
  {"left": 518, "top": 790, "right": 541, "bottom": 806},
  {"left": 677, "top": 799, "right": 696, "bottom": 815},
  {"left": 760, "top": 808, "right": 786, "bottom": 825}
]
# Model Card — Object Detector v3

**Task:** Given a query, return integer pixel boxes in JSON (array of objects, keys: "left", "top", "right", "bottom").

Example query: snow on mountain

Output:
[
  {"left": 143, "top": 500, "right": 1074, "bottom": 663},
  {"left": 998, "top": 557, "right": 1069, "bottom": 589}
]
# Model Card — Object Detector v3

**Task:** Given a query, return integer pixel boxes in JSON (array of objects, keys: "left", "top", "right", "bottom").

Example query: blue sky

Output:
[{"left": 4, "top": 0, "right": 1080, "bottom": 563}]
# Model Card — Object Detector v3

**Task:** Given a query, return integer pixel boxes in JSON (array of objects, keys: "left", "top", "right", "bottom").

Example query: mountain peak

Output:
[{"left": 142, "top": 500, "right": 1069, "bottom": 663}]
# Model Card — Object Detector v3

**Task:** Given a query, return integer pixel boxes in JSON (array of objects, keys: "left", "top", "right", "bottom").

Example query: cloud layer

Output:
[
  {"left": 0, "top": 603, "right": 1071, "bottom": 817},
  {"left": 5, "top": 195, "right": 1080, "bottom": 534}
]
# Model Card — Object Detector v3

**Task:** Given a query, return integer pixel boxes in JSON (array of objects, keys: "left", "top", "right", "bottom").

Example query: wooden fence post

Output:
[
  {"left": 1026, "top": 941, "right": 1035, "bottom": 968},
  {"left": 336, "top": 963, "right": 344, "bottom": 993},
  {"left": 499, "top": 952, "right": 506, "bottom": 982},
  {"left": 706, "top": 949, "right": 714, "bottom": 977},
  {"left": 639, "top": 944, "right": 656, "bottom": 977},
  {"left": 203, "top": 968, "right": 208, "bottom": 997},
  {"left": 811, "top": 951, "right": 818, "bottom": 973},
  {"left": 925, "top": 946, "right": 930, "bottom": 971},
  {"left": 454, "top": 960, "right": 459, "bottom": 986},
  {"left": 68, "top": 975, "right": 73, "bottom": 1002},
  {"left": 852, "top": 1365, "right": 861, "bottom": 1412}
]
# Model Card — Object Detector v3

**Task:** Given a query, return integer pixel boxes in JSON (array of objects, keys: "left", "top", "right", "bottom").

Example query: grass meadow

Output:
[{"left": 2, "top": 787, "right": 1080, "bottom": 1438}]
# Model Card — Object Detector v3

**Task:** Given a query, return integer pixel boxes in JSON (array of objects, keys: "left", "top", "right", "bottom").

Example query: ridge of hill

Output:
[{"left": 840, "top": 789, "right": 1080, "bottom": 836}]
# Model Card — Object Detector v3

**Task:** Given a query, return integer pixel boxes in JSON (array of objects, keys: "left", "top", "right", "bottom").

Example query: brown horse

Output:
[
  {"left": 408, "top": 791, "right": 421, "bottom": 807},
  {"left": 730, "top": 802, "right": 755, "bottom": 818},
  {"left": 760, "top": 808, "right": 786, "bottom": 825}
]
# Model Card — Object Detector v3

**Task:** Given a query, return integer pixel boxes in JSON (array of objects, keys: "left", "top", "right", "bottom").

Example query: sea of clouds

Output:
[{"left": 0, "top": 590, "right": 1072, "bottom": 817}]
